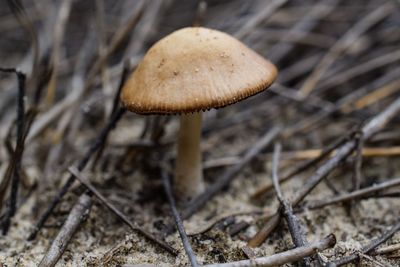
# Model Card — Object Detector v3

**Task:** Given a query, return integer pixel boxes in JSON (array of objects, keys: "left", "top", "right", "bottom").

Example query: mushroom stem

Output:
[{"left": 175, "top": 112, "right": 205, "bottom": 200}]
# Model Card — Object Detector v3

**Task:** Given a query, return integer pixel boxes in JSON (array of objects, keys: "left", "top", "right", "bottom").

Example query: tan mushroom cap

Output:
[{"left": 121, "top": 27, "right": 278, "bottom": 114}]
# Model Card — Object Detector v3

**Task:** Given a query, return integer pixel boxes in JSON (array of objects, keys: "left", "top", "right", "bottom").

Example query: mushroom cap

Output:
[{"left": 121, "top": 27, "right": 278, "bottom": 114}]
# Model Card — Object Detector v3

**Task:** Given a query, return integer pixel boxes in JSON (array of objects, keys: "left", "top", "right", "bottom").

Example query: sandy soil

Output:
[{"left": 1, "top": 119, "right": 399, "bottom": 267}]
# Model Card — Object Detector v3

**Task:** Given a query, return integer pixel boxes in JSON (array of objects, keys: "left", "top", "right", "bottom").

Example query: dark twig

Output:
[
  {"left": 8, "top": 69, "right": 25, "bottom": 208},
  {"left": 249, "top": 96, "right": 400, "bottom": 247},
  {"left": 204, "top": 234, "right": 336, "bottom": 267},
  {"left": 162, "top": 170, "right": 199, "bottom": 267},
  {"left": 305, "top": 177, "right": 400, "bottom": 210},
  {"left": 111, "top": 63, "right": 130, "bottom": 116},
  {"left": 187, "top": 209, "right": 263, "bottom": 236},
  {"left": 28, "top": 107, "right": 126, "bottom": 240},
  {"left": 228, "top": 221, "right": 250, "bottom": 237},
  {"left": 0, "top": 68, "right": 26, "bottom": 235},
  {"left": 370, "top": 191, "right": 400, "bottom": 198},
  {"left": 38, "top": 194, "right": 92, "bottom": 267},
  {"left": 329, "top": 221, "right": 400, "bottom": 266},
  {"left": 270, "top": 142, "right": 310, "bottom": 266},
  {"left": 180, "top": 126, "right": 280, "bottom": 222},
  {"left": 68, "top": 167, "right": 177, "bottom": 256}
]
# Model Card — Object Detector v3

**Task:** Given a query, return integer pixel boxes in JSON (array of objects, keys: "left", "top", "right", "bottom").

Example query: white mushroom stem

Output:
[{"left": 174, "top": 112, "right": 205, "bottom": 199}]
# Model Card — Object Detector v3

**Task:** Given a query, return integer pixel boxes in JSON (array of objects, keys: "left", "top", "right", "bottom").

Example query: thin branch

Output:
[
  {"left": 271, "top": 143, "right": 309, "bottom": 251},
  {"left": 370, "top": 243, "right": 400, "bottom": 256},
  {"left": 370, "top": 191, "right": 400, "bottom": 198},
  {"left": 68, "top": 167, "right": 177, "bottom": 256},
  {"left": 162, "top": 170, "right": 199, "bottom": 267},
  {"left": 251, "top": 142, "right": 310, "bottom": 266},
  {"left": 204, "top": 234, "right": 336, "bottom": 267},
  {"left": 352, "top": 130, "right": 364, "bottom": 191},
  {"left": 0, "top": 68, "right": 26, "bottom": 234},
  {"left": 187, "top": 209, "right": 264, "bottom": 236},
  {"left": 329, "top": 220, "right": 400, "bottom": 266},
  {"left": 270, "top": 142, "right": 285, "bottom": 206},
  {"left": 38, "top": 194, "right": 92, "bottom": 267},
  {"left": 305, "top": 177, "right": 400, "bottom": 210},
  {"left": 112, "top": 62, "right": 130, "bottom": 116},
  {"left": 272, "top": 146, "right": 400, "bottom": 161}
]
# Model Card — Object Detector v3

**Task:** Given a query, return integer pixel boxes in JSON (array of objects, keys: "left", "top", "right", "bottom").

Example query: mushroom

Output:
[{"left": 121, "top": 27, "right": 277, "bottom": 201}]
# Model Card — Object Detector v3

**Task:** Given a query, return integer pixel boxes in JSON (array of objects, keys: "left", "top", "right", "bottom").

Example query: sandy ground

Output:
[{"left": 1, "top": 127, "right": 399, "bottom": 267}]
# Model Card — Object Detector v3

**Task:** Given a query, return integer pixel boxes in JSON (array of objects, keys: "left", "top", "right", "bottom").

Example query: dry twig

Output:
[
  {"left": 274, "top": 146, "right": 400, "bottom": 160},
  {"left": 370, "top": 243, "right": 400, "bottom": 256},
  {"left": 269, "top": 142, "right": 310, "bottom": 266},
  {"left": 205, "top": 234, "right": 336, "bottom": 267},
  {"left": 162, "top": 170, "right": 199, "bottom": 267},
  {"left": 0, "top": 68, "right": 26, "bottom": 234},
  {"left": 329, "top": 220, "right": 400, "bottom": 266},
  {"left": 38, "top": 194, "right": 92, "bottom": 267},
  {"left": 305, "top": 176, "right": 400, "bottom": 210},
  {"left": 69, "top": 167, "right": 177, "bottom": 256},
  {"left": 187, "top": 209, "right": 264, "bottom": 236}
]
